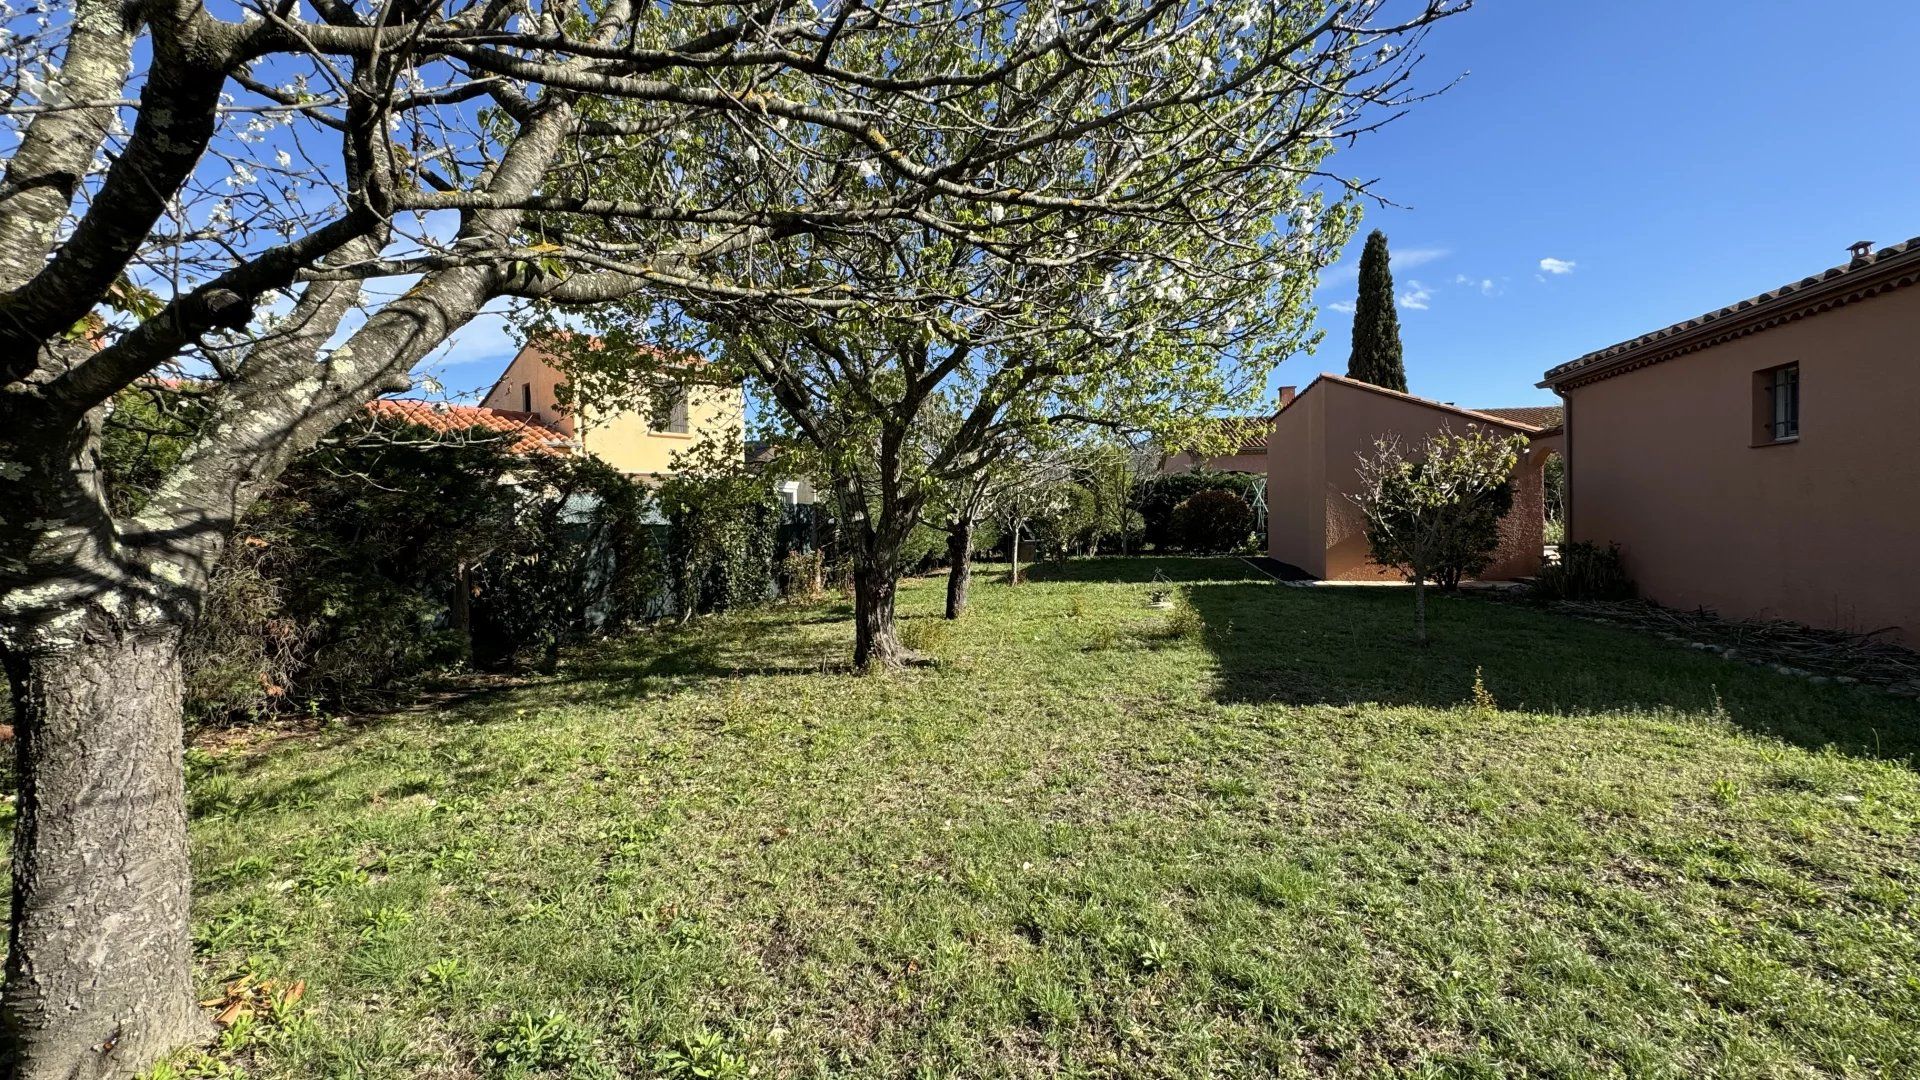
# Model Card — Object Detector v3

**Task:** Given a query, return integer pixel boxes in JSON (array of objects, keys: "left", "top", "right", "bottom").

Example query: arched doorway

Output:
[{"left": 1542, "top": 450, "right": 1566, "bottom": 557}]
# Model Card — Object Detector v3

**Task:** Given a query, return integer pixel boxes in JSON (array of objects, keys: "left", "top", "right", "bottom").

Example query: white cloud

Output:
[
  {"left": 1538, "top": 257, "right": 1577, "bottom": 276},
  {"left": 1398, "top": 280, "right": 1431, "bottom": 311},
  {"left": 1394, "top": 247, "right": 1452, "bottom": 271},
  {"left": 1327, "top": 300, "right": 1356, "bottom": 314},
  {"left": 1454, "top": 273, "right": 1500, "bottom": 297}
]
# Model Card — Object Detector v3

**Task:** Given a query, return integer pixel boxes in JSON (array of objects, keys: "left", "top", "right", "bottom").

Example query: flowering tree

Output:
[
  {"left": 546, "top": 1, "right": 1464, "bottom": 666},
  {"left": 0, "top": 0, "right": 1464, "bottom": 1069},
  {"left": 1349, "top": 427, "right": 1527, "bottom": 641}
]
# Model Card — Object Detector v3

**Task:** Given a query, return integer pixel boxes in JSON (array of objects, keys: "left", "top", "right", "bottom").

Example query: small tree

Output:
[
  {"left": 1347, "top": 229, "right": 1408, "bottom": 392},
  {"left": 935, "top": 442, "right": 1074, "bottom": 616},
  {"left": 1350, "top": 429, "right": 1527, "bottom": 641}
]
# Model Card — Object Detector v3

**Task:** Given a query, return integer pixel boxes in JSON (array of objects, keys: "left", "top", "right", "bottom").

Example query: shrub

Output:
[
  {"left": 469, "top": 454, "right": 669, "bottom": 670},
  {"left": 655, "top": 438, "right": 783, "bottom": 616},
  {"left": 1133, "top": 469, "right": 1262, "bottom": 550},
  {"left": 1431, "top": 481, "right": 1514, "bottom": 591},
  {"left": 1163, "top": 596, "right": 1206, "bottom": 642},
  {"left": 1350, "top": 429, "right": 1528, "bottom": 641},
  {"left": 1169, "top": 489, "right": 1255, "bottom": 553},
  {"left": 779, "top": 548, "right": 825, "bottom": 600},
  {"left": 143, "top": 399, "right": 674, "bottom": 719},
  {"left": 1533, "top": 541, "right": 1635, "bottom": 602},
  {"left": 181, "top": 538, "right": 312, "bottom": 722},
  {"left": 899, "top": 523, "right": 949, "bottom": 573},
  {"left": 220, "top": 422, "right": 528, "bottom": 713},
  {"left": 1028, "top": 482, "right": 1098, "bottom": 560}
]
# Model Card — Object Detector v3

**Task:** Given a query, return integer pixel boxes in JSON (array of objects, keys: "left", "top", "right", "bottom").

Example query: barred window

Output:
[{"left": 1765, "top": 363, "right": 1798, "bottom": 442}]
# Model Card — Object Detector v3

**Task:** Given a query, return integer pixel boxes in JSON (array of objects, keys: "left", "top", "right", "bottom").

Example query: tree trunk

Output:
[
  {"left": 851, "top": 559, "right": 905, "bottom": 670},
  {"left": 944, "top": 519, "right": 974, "bottom": 620},
  {"left": 1413, "top": 577, "right": 1428, "bottom": 644},
  {"left": 1008, "top": 520, "right": 1024, "bottom": 586},
  {"left": 450, "top": 563, "right": 474, "bottom": 660},
  {"left": 1, "top": 628, "right": 209, "bottom": 1080}
]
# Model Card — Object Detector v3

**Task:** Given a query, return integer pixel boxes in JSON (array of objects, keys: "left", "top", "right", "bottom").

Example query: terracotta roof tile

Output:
[
  {"left": 1543, "top": 236, "right": 1920, "bottom": 384},
  {"left": 363, "top": 399, "right": 572, "bottom": 457},
  {"left": 1293, "top": 374, "right": 1547, "bottom": 433},
  {"left": 1474, "top": 405, "right": 1563, "bottom": 429}
]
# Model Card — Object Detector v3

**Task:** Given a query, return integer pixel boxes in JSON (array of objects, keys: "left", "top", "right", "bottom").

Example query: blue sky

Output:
[
  {"left": 1285, "top": 0, "right": 1920, "bottom": 409},
  {"left": 416, "top": 0, "right": 1920, "bottom": 409}
]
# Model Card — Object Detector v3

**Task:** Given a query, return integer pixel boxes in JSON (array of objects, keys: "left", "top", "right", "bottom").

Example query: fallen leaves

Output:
[{"left": 200, "top": 973, "right": 305, "bottom": 1027}]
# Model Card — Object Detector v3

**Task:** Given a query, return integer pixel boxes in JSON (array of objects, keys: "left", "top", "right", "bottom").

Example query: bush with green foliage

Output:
[
  {"left": 99, "top": 388, "right": 801, "bottom": 719},
  {"left": 469, "top": 454, "right": 669, "bottom": 670},
  {"left": 898, "top": 523, "right": 950, "bottom": 574},
  {"left": 1431, "top": 484, "right": 1514, "bottom": 591},
  {"left": 1027, "top": 482, "right": 1099, "bottom": 559},
  {"left": 1133, "top": 469, "right": 1262, "bottom": 550},
  {"left": 1533, "top": 541, "right": 1635, "bottom": 602},
  {"left": 103, "top": 387, "right": 518, "bottom": 721},
  {"left": 1351, "top": 429, "right": 1528, "bottom": 640},
  {"left": 1169, "top": 489, "right": 1255, "bottom": 553},
  {"left": 201, "top": 422, "right": 529, "bottom": 715},
  {"left": 654, "top": 438, "right": 783, "bottom": 617}
]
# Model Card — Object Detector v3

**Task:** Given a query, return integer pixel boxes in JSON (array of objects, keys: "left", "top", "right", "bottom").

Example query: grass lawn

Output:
[{"left": 171, "top": 558, "right": 1919, "bottom": 1078}]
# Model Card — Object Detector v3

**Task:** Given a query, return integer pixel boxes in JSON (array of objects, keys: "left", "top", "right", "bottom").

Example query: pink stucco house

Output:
[
  {"left": 1264, "top": 374, "right": 1557, "bottom": 581},
  {"left": 1540, "top": 237, "right": 1920, "bottom": 645}
]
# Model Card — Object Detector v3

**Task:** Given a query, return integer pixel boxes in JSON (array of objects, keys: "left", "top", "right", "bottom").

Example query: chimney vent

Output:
[{"left": 1848, "top": 240, "right": 1875, "bottom": 262}]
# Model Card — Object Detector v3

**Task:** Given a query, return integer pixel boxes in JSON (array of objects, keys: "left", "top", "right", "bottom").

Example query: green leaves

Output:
[{"left": 1352, "top": 429, "right": 1531, "bottom": 598}]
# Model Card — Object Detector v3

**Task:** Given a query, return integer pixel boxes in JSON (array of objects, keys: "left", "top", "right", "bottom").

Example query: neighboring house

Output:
[
  {"left": 1540, "top": 237, "right": 1920, "bottom": 645},
  {"left": 1156, "top": 388, "right": 1297, "bottom": 474},
  {"left": 361, "top": 399, "right": 574, "bottom": 457},
  {"left": 1476, "top": 405, "right": 1564, "bottom": 431},
  {"left": 1265, "top": 374, "right": 1557, "bottom": 581},
  {"left": 479, "top": 340, "right": 743, "bottom": 480},
  {"left": 747, "top": 441, "right": 819, "bottom": 507}
]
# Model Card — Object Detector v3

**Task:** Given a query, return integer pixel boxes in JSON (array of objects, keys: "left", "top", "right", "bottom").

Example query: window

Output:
[
  {"left": 521, "top": 382, "right": 532, "bottom": 412},
  {"left": 651, "top": 386, "right": 689, "bottom": 434},
  {"left": 1753, "top": 362, "right": 1798, "bottom": 444}
]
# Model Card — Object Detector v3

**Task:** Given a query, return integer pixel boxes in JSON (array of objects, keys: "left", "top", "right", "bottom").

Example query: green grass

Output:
[{"left": 178, "top": 558, "right": 1920, "bottom": 1078}]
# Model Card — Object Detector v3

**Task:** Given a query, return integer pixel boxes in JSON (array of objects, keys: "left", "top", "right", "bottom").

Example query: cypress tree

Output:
[{"left": 1346, "top": 229, "right": 1407, "bottom": 392}]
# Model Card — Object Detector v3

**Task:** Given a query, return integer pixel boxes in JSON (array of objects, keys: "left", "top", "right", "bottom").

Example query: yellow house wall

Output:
[
  {"left": 577, "top": 382, "right": 743, "bottom": 477},
  {"left": 481, "top": 345, "right": 745, "bottom": 477},
  {"left": 481, "top": 348, "right": 576, "bottom": 436}
]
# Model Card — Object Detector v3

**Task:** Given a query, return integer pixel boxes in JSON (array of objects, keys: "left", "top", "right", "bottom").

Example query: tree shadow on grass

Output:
[
  {"left": 550, "top": 603, "right": 862, "bottom": 704},
  {"left": 1024, "top": 555, "right": 1266, "bottom": 584},
  {"left": 1183, "top": 579, "right": 1920, "bottom": 767}
]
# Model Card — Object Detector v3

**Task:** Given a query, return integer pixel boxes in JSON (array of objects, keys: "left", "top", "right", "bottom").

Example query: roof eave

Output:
[
  {"left": 1541, "top": 238, "right": 1920, "bottom": 390},
  {"left": 1294, "top": 373, "right": 1543, "bottom": 433}
]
